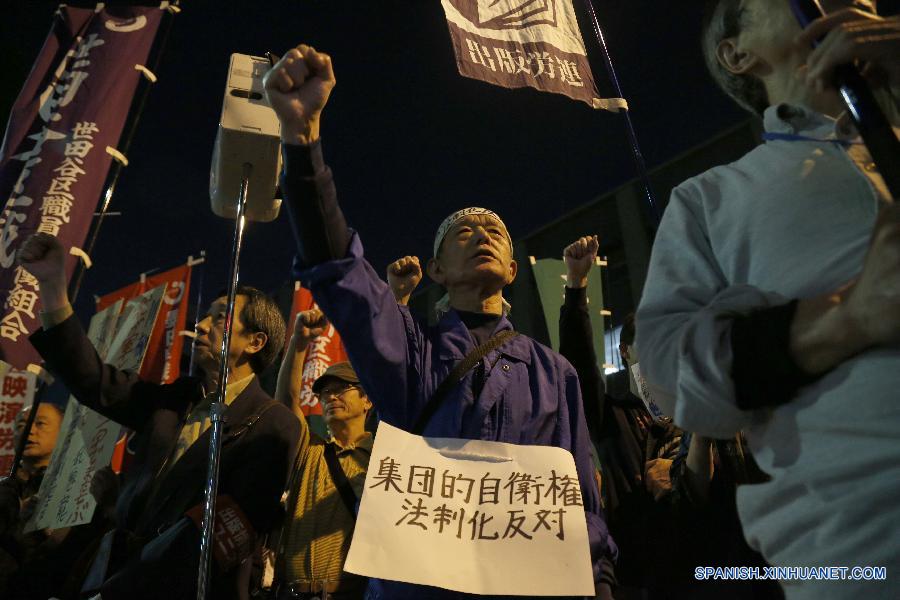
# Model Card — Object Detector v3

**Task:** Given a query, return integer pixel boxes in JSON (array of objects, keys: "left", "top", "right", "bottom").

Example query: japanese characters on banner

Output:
[
  {"left": 0, "top": 5, "right": 164, "bottom": 369},
  {"left": 288, "top": 283, "right": 349, "bottom": 418},
  {"left": 27, "top": 287, "right": 164, "bottom": 531},
  {"left": 96, "top": 262, "right": 194, "bottom": 383},
  {"left": 440, "top": 0, "right": 609, "bottom": 108},
  {"left": 630, "top": 362, "right": 665, "bottom": 422},
  {"left": 0, "top": 361, "right": 37, "bottom": 475},
  {"left": 345, "top": 422, "right": 594, "bottom": 596}
]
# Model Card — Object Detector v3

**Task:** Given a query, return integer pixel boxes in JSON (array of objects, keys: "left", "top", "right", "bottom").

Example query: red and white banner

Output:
[
  {"left": 0, "top": 361, "right": 38, "bottom": 475},
  {"left": 287, "top": 283, "right": 349, "bottom": 417},
  {"left": 0, "top": 5, "right": 164, "bottom": 369},
  {"left": 96, "top": 262, "right": 194, "bottom": 384},
  {"left": 440, "top": 0, "right": 621, "bottom": 110},
  {"left": 97, "top": 263, "right": 194, "bottom": 474}
]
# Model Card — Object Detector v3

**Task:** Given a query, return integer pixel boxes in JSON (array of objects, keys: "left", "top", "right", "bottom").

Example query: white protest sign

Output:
[
  {"left": 630, "top": 362, "right": 666, "bottom": 422},
  {"left": 345, "top": 422, "right": 594, "bottom": 596},
  {"left": 105, "top": 286, "right": 166, "bottom": 372},
  {"left": 28, "top": 289, "right": 163, "bottom": 531},
  {"left": 27, "top": 398, "right": 121, "bottom": 531}
]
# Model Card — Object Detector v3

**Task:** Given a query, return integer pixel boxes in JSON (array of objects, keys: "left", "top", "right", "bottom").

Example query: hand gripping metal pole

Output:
[
  {"left": 790, "top": 0, "right": 900, "bottom": 198},
  {"left": 197, "top": 162, "right": 251, "bottom": 600}
]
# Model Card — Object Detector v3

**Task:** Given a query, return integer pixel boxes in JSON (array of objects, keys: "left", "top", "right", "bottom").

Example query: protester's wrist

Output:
[
  {"left": 38, "top": 277, "right": 70, "bottom": 313},
  {"left": 289, "top": 334, "right": 311, "bottom": 354},
  {"left": 565, "top": 272, "right": 588, "bottom": 289},
  {"left": 281, "top": 118, "right": 320, "bottom": 145}
]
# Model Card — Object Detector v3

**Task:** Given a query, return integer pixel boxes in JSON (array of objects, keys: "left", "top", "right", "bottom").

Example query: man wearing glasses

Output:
[{"left": 274, "top": 309, "right": 372, "bottom": 600}]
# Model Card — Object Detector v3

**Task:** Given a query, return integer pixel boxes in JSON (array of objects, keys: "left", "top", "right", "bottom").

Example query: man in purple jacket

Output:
[{"left": 264, "top": 43, "right": 616, "bottom": 599}]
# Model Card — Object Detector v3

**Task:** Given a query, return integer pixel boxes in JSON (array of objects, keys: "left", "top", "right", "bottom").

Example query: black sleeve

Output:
[
  {"left": 29, "top": 315, "right": 173, "bottom": 432},
  {"left": 730, "top": 300, "right": 819, "bottom": 411},
  {"left": 281, "top": 141, "right": 351, "bottom": 269},
  {"left": 558, "top": 286, "right": 606, "bottom": 441}
]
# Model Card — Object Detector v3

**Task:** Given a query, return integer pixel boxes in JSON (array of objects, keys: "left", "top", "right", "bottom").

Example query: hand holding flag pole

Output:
[{"left": 790, "top": 0, "right": 900, "bottom": 198}]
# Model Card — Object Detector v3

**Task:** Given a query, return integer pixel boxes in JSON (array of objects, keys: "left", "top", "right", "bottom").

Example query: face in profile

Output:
[{"left": 193, "top": 294, "right": 260, "bottom": 375}]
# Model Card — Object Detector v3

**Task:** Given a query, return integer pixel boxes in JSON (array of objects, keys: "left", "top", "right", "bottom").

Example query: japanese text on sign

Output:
[
  {"left": 345, "top": 422, "right": 593, "bottom": 596},
  {"left": 464, "top": 38, "right": 586, "bottom": 88}
]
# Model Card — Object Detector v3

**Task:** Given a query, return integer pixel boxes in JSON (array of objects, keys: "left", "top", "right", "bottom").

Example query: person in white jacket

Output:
[{"left": 636, "top": 1, "right": 899, "bottom": 599}]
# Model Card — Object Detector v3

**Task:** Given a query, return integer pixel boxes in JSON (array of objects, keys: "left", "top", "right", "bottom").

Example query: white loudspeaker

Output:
[{"left": 210, "top": 53, "right": 282, "bottom": 222}]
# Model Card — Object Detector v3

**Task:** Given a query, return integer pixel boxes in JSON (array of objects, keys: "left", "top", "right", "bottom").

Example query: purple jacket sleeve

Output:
[{"left": 281, "top": 141, "right": 425, "bottom": 426}]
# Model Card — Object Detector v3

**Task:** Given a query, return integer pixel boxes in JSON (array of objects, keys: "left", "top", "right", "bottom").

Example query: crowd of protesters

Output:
[{"left": 0, "top": 0, "right": 897, "bottom": 598}]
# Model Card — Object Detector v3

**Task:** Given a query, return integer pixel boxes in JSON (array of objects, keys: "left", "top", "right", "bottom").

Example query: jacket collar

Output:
[
  {"left": 436, "top": 309, "right": 531, "bottom": 365},
  {"left": 763, "top": 103, "right": 858, "bottom": 142}
]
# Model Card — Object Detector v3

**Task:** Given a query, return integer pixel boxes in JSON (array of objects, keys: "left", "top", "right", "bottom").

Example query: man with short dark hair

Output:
[
  {"left": 17, "top": 232, "right": 299, "bottom": 600},
  {"left": 636, "top": 1, "right": 899, "bottom": 597}
]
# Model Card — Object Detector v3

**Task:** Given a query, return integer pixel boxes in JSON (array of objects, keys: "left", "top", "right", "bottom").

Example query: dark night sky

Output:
[{"left": 3, "top": 1, "right": 895, "bottom": 316}]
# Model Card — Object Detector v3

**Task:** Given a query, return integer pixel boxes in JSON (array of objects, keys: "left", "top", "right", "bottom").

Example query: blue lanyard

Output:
[{"left": 762, "top": 132, "right": 863, "bottom": 147}]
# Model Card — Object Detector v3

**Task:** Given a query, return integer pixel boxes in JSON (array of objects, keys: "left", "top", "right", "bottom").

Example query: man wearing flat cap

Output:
[
  {"left": 264, "top": 43, "right": 616, "bottom": 599},
  {"left": 274, "top": 310, "right": 373, "bottom": 600}
]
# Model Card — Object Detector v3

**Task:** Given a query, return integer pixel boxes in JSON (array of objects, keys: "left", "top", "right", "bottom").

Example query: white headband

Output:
[{"left": 432, "top": 207, "right": 512, "bottom": 257}]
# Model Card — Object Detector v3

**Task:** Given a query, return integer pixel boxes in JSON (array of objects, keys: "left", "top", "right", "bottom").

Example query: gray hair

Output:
[{"left": 701, "top": 0, "right": 769, "bottom": 116}]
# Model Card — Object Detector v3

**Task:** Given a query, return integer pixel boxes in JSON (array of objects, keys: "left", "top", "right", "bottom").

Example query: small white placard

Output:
[{"left": 631, "top": 362, "right": 666, "bottom": 422}]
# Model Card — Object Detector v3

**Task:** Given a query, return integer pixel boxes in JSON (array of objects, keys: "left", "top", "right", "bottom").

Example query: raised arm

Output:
[
  {"left": 558, "top": 236, "right": 605, "bottom": 441},
  {"left": 21, "top": 233, "right": 165, "bottom": 431},
  {"left": 275, "top": 309, "right": 327, "bottom": 424},
  {"left": 263, "top": 44, "right": 348, "bottom": 268},
  {"left": 265, "top": 44, "right": 424, "bottom": 428}
]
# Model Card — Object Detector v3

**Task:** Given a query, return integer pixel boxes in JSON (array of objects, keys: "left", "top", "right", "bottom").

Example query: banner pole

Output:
[
  {"left": 187, "top": 251, "right": 206, "bottom": 377},
  {"left": 581, "top": 0, "right": 661, "bottom": 227},
  {"left": 69, "top": 2, "right": 180, "bottom": 303},
  {"left": 197, "top": 165, "right": 250, "bottom": 600}
]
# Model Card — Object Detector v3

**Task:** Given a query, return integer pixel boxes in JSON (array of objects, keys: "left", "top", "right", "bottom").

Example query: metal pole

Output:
[
  {"left": 188, "top": 251, "right": 207, "bottom": 378},
  {"left": 582, "top": 0, "right": 661, "bottom": 227},
  {"left": 196, "top": 163, "right": 251, "bottom": 600}
]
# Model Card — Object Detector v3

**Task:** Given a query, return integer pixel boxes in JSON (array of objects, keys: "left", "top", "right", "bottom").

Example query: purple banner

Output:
[
  {"left": 0, "top": 5, "right": 163, "bottom": 368},
  {"left": 440, "top": 0, "right": 608, "bottom": 108}
]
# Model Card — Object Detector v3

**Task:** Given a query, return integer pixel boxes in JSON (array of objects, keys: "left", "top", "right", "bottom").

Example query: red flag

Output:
[
  {"left": 96, "top": 263, "right": 193, "bottom": 384},
  {"left": 0, "top": 364, "right": 37, "bottom": 475},
  {"left": 286, "top": 283, "right": 349, "bottom": 417},
  {"left": 0, "top": 5, "right": 164, "bottom": 368},
  {"left": 98, "top": 262, "right": 192, "bottom": 473}
]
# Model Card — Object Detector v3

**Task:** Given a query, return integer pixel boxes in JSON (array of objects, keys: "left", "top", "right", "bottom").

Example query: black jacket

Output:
[{"left": 31, "top": 315, "right": 300, "bottom": 599}]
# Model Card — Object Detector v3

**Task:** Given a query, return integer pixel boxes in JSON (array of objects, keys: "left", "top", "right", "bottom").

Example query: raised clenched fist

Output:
[
  {"left": 387, "top": 256, "right": 423, "bottom": 305},
  {"left": 292, "top": 308, "right": 329, "bottom": 352},
  {"left": 563, "top": 235, "right": 599, "bottom": 289},
  {"left": 263, "top": 44, "right": 336, "bottom": 145},
  {"left": 18, "top": 233, "right": 66, "bottom": 286}
]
